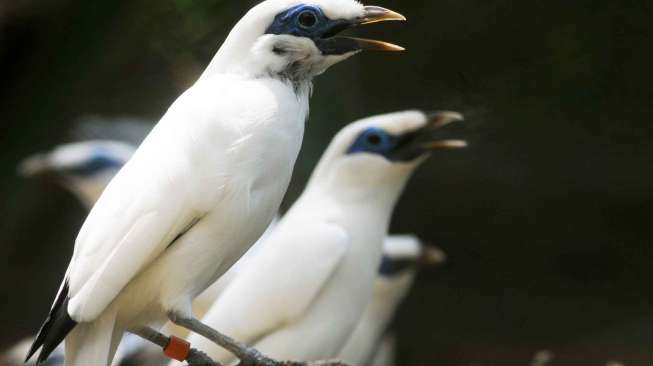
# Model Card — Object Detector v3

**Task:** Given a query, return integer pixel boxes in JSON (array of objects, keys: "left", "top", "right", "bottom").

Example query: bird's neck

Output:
[
  {"left": 303, "top": 159, "right": 416, "bottom": 221},
  {"left": 303, "top": 176, "right": 409, "bottom": 227},
  {"left": 201, "top": 45, "right": 315, "bottom": 96}
]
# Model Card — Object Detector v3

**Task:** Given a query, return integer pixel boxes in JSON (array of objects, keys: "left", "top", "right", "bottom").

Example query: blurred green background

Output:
[{"left": 1, "top": 0, "right": 653, "bottom": 365}]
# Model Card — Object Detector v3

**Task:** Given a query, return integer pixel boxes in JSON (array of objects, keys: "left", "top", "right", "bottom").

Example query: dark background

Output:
[{"left": 1, "top": 0, "right": 653, "bottom": 365}]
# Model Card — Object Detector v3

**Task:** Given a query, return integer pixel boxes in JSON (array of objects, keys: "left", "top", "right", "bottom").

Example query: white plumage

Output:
[
  {"left": 26, "top": 1, "right": 404, "bottom": 365},
  {"left": 64, "top": 73, "right": 305, "bottom": 366},
  {"left": 14, "top": 138, "right": 156, "bottom": 366},
  {"left": 183, "top": 110, "right": 464, "bottom": 365}
]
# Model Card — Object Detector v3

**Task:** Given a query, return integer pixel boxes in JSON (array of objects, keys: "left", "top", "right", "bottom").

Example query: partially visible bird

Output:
[
  {"left": 17, "top": 116, "right": 154, "bottom": 208},
  {"left": 338, "top": 235, "right": 447, "bottom": 366},
  {"left": 183, "top": 110, "right": 466, "bottom": 365},
  {"left": 18, "top": 140, "right": 137, "bottom": 208},
  {"left": 25, "top": 1, "right": 405, "bottom": 365}
]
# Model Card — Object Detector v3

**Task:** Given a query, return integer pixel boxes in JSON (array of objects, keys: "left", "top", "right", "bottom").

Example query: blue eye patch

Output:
[
  {"left": 347, "top": 127, "right": 397, "bottom": 156},
  {"left": 266, "top": 4, "right": 350, "bottom": 39}
]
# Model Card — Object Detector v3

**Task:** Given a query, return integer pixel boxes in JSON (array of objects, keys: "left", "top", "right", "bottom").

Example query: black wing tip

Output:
[
  {"left": 26, "top": 282, "right": 77, "bottom": 365},
  {"left": 36, "top": 301, "right": 77, "bottom": 364},
  {"left": 25, "top": 344, "right": 39, "bottom": 363}
]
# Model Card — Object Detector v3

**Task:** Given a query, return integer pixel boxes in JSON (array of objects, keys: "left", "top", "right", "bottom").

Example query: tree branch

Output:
[{"left": 131, "top": 328, "right": 350, "bottom": 366}]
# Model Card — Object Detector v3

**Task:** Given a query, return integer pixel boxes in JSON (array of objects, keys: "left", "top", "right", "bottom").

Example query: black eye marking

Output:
[{"left": 297, "top": 10, "right": 318, "bottom": 29}]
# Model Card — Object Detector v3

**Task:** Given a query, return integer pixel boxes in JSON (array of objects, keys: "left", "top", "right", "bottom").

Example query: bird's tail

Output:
[
  {"left": 25, "top": 281, "right": 77, "bottom": 364},
  {"left": 64, "top": 311, "right": 122, "bottom": 366}
]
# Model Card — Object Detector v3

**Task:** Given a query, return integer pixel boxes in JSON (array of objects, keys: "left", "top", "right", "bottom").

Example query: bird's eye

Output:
[
  {"left": 297, "top": 10, "right": 318, "bottom": 29},
  {"left": 347, "top": 128, "right": 394, "bottom": 155},
  {"left": 366, "top": 133, "right": 382, "bottom": 146},
  {"left": 363, "top": 129, "right": 390, "bottom": 150}
]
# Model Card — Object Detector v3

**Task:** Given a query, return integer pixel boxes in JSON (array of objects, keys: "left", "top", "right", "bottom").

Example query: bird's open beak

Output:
[
  {"left": 421, "top": 111, "right": 468, "bottom": 151},
  {"left": 388, "top": 111, "right": 467, "bottom": 162},
  {"left": 358, "top": 6, "right": 406, "bottom": 25},
  {"left": 316, "top": 6, "right": 406, "bottom": 54},
  {"left": 418, "top": 243, "right": 448, "bottom": 267}
]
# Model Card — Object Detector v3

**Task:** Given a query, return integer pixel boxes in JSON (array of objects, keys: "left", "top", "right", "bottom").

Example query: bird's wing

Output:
[
  {"left": 198, "top": 219, "right": 349, "bottom": 348},
  {"left": 64, "top": 98, "right": 228, "bottom": 322},
  {"left": 66, "top": 154, "right": 200, "bottom": 321}
]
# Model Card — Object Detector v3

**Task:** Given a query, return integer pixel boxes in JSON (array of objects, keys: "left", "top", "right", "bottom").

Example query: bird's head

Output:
[
  {"left": 307, "top": 110, "right": 466, "bottom": 203},
  {"left": 372, "top": 235, "right": 446, "bottom": 301},
  {"left": 379, "top": 235, "right": 447, "bottom": 279},
  {"left": 204, "top": 0, "right": 405, "bottom": 83},
  {"left": 18, "top": 141, "right": 134, "bottom": 207}
]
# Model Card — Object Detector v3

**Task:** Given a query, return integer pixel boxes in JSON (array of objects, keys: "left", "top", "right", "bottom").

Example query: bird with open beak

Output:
[
  {"left": 25, "top": 1, "right": 405, "bottom": 365},
  {"left": 181, "top": 110, "right": 465, "bottom": 365}
]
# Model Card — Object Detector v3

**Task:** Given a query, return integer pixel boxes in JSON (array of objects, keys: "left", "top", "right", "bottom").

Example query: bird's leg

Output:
[
  {"left": 131, "top": 327, "right": 224, "bottom": 366},
  {"left": 168, "top": 312, "right": 279, "bottom": 366}
]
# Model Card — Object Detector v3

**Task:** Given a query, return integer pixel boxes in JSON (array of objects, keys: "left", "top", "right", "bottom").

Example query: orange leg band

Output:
[{"left": 163, "top": 335, "right": 191, "bottom": 361}]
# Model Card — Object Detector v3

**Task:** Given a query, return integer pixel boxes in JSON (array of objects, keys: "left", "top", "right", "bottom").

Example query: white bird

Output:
[
  {"left": 338, "top": 235, "right": 447, "bottom": 366},
  {"left": 25, "top": 1, "right": 404, "bottom": 365},
  {"left": 183, "top": 110, "right": 466, "bottom": 365},
  {"left": 17, "top": 117, "right": 153, "bottom": 207},
  {"left": 18, "top": 140, "right": 136, "bottom": 209}
]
